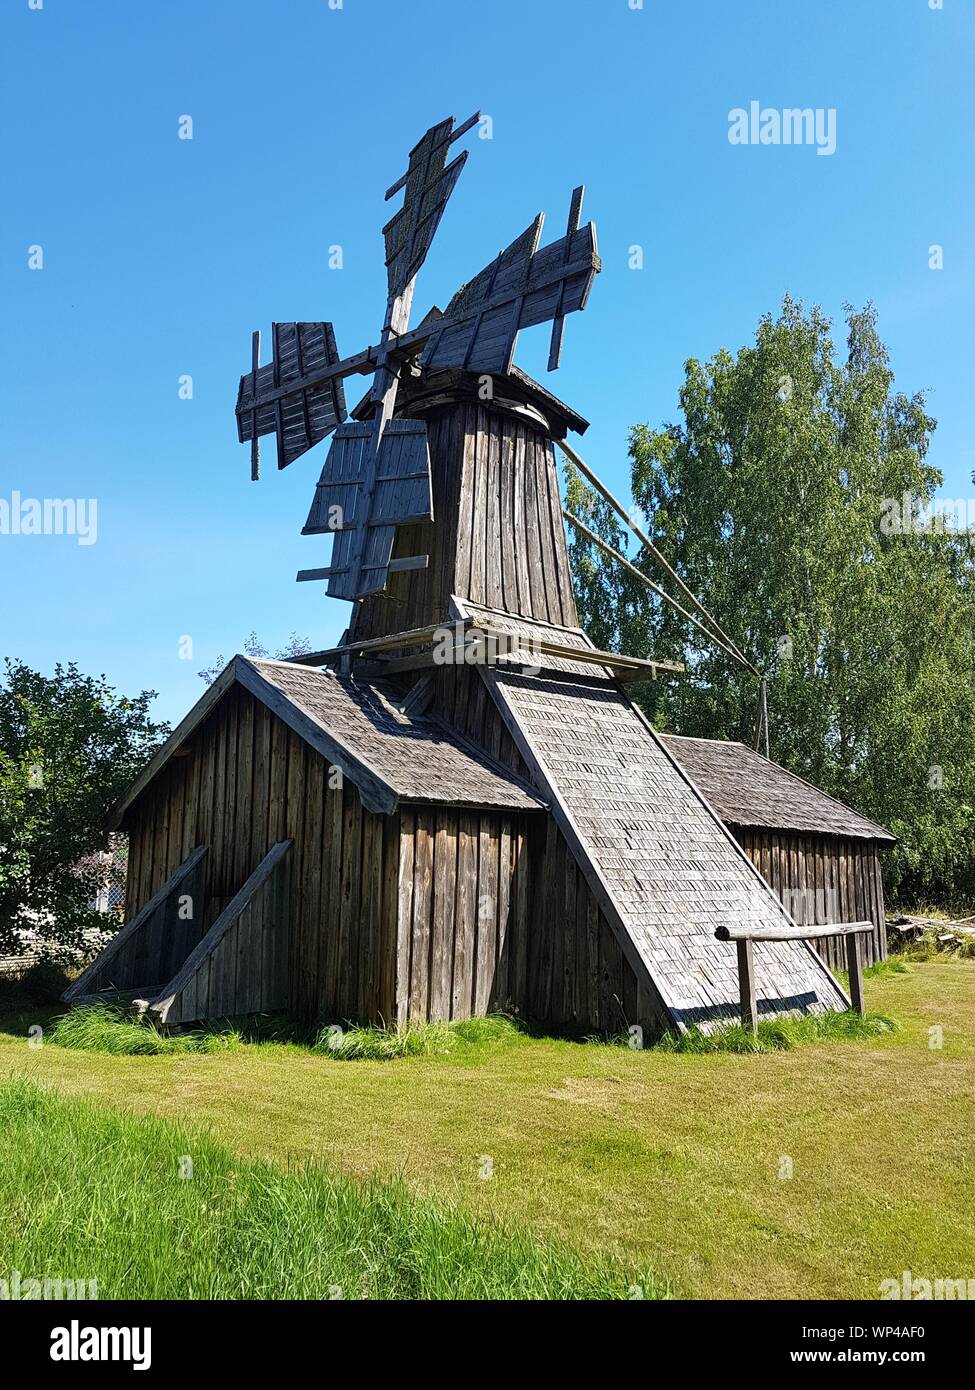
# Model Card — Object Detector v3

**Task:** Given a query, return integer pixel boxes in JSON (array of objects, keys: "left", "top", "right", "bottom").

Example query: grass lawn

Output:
[{"left": 1, "top": 961, "right": 972, "bottom": 1299}]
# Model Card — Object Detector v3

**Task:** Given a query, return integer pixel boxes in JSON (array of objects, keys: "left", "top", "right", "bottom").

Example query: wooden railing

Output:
[{"left": 714, "top": 919, "right": 874, "bottom": 1034}]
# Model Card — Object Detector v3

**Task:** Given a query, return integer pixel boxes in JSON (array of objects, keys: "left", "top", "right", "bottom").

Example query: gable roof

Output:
[
  {"left": 659, "top": 735, "right": 896, "bottom": 844},
  {"left": 108, "top": 656, "right": 546, "bottom": 828}
]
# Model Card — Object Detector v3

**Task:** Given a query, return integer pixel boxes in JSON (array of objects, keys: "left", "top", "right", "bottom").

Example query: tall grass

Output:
[
  {"left": 46, "top": 1006, "right": 248, "bottom": 1056},
  {"left": 0, "top": 1078, "right": 665, "bottom": 1300},
  {"left": 315, "top": 1013, "right": 523, "bottom": 1060},
  {"left": 654, "top": 1009, "right": 898, "bottom": 1055},
  {"left": 45, "top": 1007, "right": 527, "bottom": 1061}
]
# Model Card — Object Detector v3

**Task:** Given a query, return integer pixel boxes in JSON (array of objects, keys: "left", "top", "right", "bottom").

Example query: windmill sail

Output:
[
  {"left": 383, "top": 112, "right": 480, "bottom": 296},
  {"left": 236, "top": 321, "right": 347, "bottom": 471},
  {"left": 421, "top": 193, "right": 600, "bottom": 376},
  {"left": 235, "top": 115, "right": 599, "bottom": 605},
  {"left": 299, "top": 419, "right": 433, "bottom": 599},
  {"left": 295, "top": 113, "right": 479, "bottom": 600}
]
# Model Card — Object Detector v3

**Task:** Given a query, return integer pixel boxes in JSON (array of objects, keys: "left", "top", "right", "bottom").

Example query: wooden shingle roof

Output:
[
  {"left": 108, "top": 656, "right": 545, "bottom": 827},
  {"left": 252, "top": 659, "right": 543, "bottom": 811},
  {"left": 484, "top": 669, "right": 850, "bottom": 1030},
  {"left": 660, "top": 735, "right": 895, "bottom": 844}
]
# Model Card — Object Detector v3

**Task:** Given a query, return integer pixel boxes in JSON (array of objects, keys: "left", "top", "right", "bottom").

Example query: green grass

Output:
[
  {"left": 314, "top": 1013, "right": 524, "bottom": 1060},
  {"left": 49, "top": 1003, "right": 885, "bottom": 1063},
  {"left": 653, "top": 1009, "right": 898, "bottom": 1055},
  {"left": 47, "top": 1006, "right": 250, "bottom": 1056},
  {"left": 863, "top": 955, "right": 911, "bottom": 980},
  {"left": 45, "top": 1007, "right": 527, "bottom": 1061},
  {"left": 0, "top": 1076, "right": 664, "bottom": 1300},
  {"left": 2, "top": 960, "right": 972, "bottom": 1299}
]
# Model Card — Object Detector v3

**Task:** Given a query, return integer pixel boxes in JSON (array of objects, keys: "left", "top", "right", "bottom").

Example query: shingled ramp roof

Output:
[
  {"left": 109, "top": 655, "right": 544, "bottom": 827},
  {"left": 480, "top": 660, "right": 850, "bottom": 1031},
  {"left": 660, "top": 735, "right": 896, "bottom": 844}
]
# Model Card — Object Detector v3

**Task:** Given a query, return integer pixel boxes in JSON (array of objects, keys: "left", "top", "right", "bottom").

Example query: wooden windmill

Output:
[
  {"left": 235, "top": 112, "right": 600, "bottom": 605},
  {"left": 72, "top": 116, "right": 881, "bottom": 1039}
]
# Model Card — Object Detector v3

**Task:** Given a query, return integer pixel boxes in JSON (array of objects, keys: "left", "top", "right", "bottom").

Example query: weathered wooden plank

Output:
[
  {"left": 716, "top": 919, "right": 874, "bottom": 943},
  {"left": 234, "top": 693, "right": 256, "bottom": 891},
  {"left": 321, "top": 771, "right": 346, "bottom": 1021},
  {"left": 375, "top": 812, "right": 400, "bottom": 1025},
  {"left": 475, "top": 815, "right": 499, "bottom": 1016},
  {"left": 452, "top": 811, "right": 478, "bottom": 1018},
  {"left": 430, "top": 811, "right": 457, "bottom": 1021},
  {"left": 64, "top": 847, "right": 209, "bottom": 1001},
  {"left": 337, "top": 781, "right": 363, "bottom": 1020},
  {"left": 359, "top": 809, "right": 383, "bottom": 1021},
  {"left": 409, "top": 809, "right": 434, "bottom": 1021},
  {"left": 484, "top": 414, "right": 503, "bottom": 611},
  {"left": 492, "top": 817, "right": 512, "bottom": 1010},
  {"left": 395, "top": 808, "right": 416, "bottom": 1027},
  {"left": 286, "top": 732, "right": 308, "bottom": 1008},
  {"left": 737, "top": 938, "right": 758, "bottom": 1035},
  {"left": 512, "top": 822, "right": 530, "bottom": 1014},
  {"left": 301, "top": 754, "right": 326, "bottom": 1020}
]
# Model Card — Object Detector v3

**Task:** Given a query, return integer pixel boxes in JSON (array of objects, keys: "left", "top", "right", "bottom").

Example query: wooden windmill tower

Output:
[{"left": 72, "top": 116, "right": 862, "bottom": 1037}]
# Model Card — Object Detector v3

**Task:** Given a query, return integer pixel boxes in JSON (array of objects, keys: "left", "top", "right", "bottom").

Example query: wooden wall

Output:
[
  {"left": 122, "top": 685, "right": 398, "bottom": 1023},
  {"left": 350, "top": 398, "right": 578, "bottom": 642},
  {"left": 732, "top": 827, "right": 887, "bottom": 970},
  {"left": 393, "top": 806, "right": 650, "bottom": 1036},
  {"left": 429, "top": 665, "right": 533, "bottom": 785},
  {"left": 521, "top": 817, "right": 653, "bottom": 1037},
  {"left": 395, "top": 806, "right": 529, "bottom": 1024}
]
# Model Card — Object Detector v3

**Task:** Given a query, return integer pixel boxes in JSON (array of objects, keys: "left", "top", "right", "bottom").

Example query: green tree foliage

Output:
[
  {"left": 568, "top": 299, "right": 975, "bottom": 902},
  {"left": 0, "top": 661, "right": 169, "bottom": 956},
  {"left": 197, "top": 631, "right": 311, "bottom": 685}
]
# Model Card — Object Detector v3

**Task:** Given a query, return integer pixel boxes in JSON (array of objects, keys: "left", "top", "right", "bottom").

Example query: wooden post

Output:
[
  {"left": 737, "top": 938, "right": 758, "bottom": 1035},
  {"left": 845, "top": 931, "right": 865, "bottom": 1016}
]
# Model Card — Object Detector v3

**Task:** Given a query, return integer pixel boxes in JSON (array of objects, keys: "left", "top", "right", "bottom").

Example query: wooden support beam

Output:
[
  {"left": 288, "top": 622, "right": 467, "bottom": 667},
  {"left": 398, "top": 673, "right": 435, "bottom": 716},
  {"left": 291, "top": 617, "right": 682, "bottom": 681},
  {"left": 560, "top": 439, "right": 754, "bottom": 672},
  {"left": 715, "top": 919, "right": 874, "bottom": 944},
  {"left": 845, "top": 932, "right": 865, "bottom": 1016},
  {"left": 564, "top": 509, "right": 758, "bottom": 678},
  {"left": 296, "top": 555, "right": 428, "bottom": 583},
  {"left": 62, "top": 846, "right": 209, "bottom": 1002},
  {"left": 737, "top": 938, "right": 758, "bottom": 1036}
]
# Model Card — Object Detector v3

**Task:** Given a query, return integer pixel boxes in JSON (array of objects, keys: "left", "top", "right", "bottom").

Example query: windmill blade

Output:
[
  {"left": 420, "top": 197, "right": 600, "bottom": 376},
  {"left": 236, "top": 321, "right": 347, "bottom": 472},
  {"left": 382, "top": 111, "right": 480, "bottom": 298},
  {"left": 299, "top": 419, "right": 434, "bottom": 600},
  {"left": 548, "top": 185, "right": 585, "bottom": 371}
]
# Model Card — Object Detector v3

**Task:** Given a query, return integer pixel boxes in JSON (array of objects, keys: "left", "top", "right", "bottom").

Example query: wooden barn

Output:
[
  {"left": 70, "top": 114, "right": 883, "bottom": 1037},
  {"left": 660, "top": 736, "right": 895, "bottom": 971}
]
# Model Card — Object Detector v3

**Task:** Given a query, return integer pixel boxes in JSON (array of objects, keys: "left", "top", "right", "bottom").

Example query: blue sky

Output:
[{"left": 2, "top": 0, "right": 971, "bottom": 726}]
